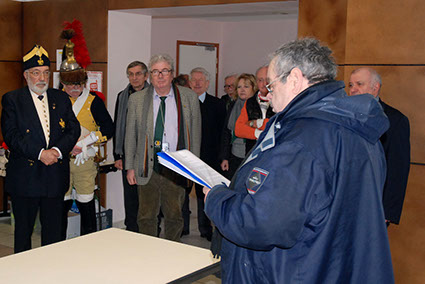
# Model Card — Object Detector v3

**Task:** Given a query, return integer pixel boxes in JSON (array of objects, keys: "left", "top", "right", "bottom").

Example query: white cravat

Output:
[{"left": 30, "top": 89, "right": 50, "bottom": 146}]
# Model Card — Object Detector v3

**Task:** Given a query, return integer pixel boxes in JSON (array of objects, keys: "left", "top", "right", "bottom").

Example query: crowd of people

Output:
[{"left": 0, "top": 31, "right": 411, "bottom": 282}]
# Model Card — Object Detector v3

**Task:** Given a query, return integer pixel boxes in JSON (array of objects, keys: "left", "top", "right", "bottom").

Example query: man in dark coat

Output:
[
  {"left": 113, "top": 61, "right": 150, "bottom": 233},
  {"left": 349, "top": 67, "right": 410, "bottom": 226},
  {"left": 1, "top": 45, "right": 80, "bottom": 253},
  {"left": 188, "top": 67, "right": 226, "bottom": 240}
]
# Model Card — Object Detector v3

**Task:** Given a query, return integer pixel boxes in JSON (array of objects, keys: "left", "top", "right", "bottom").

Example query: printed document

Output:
[{"left": 157, "top": 150, "right": 230, "bottom": 189}]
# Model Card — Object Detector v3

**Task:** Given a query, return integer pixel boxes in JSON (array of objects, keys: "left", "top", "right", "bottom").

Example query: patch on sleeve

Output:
[{"left": 246, "top": 167, "right": 269, "bottom": 195}]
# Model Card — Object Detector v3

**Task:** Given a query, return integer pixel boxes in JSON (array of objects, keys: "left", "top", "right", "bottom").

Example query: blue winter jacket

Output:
[{"left": 205, "top": 80, "right": 394, "bottom": 283}]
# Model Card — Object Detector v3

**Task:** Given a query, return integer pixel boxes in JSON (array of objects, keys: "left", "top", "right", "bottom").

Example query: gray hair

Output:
[
  {"left": 126, "top": 61, "right": 148, "bottom": 75},
  {"left": 352, "top": 67, "right": 382, "bottom": 89},
  {"left": 255, "top": 64, "right": 268, "bottom": 77},
  {"left": 148, "top": 54, "right": 174, "bottom": 71},
  {"left": 224, "top": 74, "right": 237, "bottom": 81},
  {"left": 270, "top": 38, "right": 337, "bottom": 85},
  {"left": 190, "top": 67, "right": 210, "bottom": 81}
]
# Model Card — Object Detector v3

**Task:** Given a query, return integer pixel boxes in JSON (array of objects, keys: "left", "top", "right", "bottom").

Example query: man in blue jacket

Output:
[{"left": 204, "top": 38, "right": 394, "bottom": 283}]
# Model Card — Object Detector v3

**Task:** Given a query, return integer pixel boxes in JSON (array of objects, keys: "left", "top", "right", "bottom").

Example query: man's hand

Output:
[
  {"left": 71, "top": 145, "right": 82, "bottom": 156},
  {"left": 221, "top": 160, "right": 229, "bottom": 171},
  {"left": 114, "top": 159, "right": 123, "bottom": 170},
  {"left": 127, "top": 169, "right": 137, "bottom": 185},
  {"left": 203, "top": 186, "right": 211, "bottom": 202},
  {"left": 40, "top": 149, "right": 59, "bottom": 166},
  {"left": 246, "top": 120, "right": 258, "bottom": 128}
]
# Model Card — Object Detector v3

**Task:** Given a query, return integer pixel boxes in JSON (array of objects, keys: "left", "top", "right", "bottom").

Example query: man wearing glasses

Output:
[
  {"left": 1, "top": 45, "right": 80, "bottom": 253},
  {"left": 221, "top": 74, "right": 237, "bottom": 111},
  {"left": 204, "top": 38, "right": 394, "bottom": 283},
  {"left": 113, "top": 61, "right": 150, "bottom": 233},
  {"left": 125, "top": 54, "right": 201, "bottom": 241}
]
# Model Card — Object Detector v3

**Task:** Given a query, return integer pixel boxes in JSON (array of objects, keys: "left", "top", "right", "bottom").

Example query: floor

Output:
[{"left": 0, "top": 196, "right": 221, "bottom": 283}]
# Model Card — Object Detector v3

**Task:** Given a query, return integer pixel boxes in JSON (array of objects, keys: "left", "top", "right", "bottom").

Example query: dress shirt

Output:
[
  {"left": 153, "top": 88, "right": 178, "bottom": 152},
  {"left": 198, "top": 92, "right": 206, "bottom": 103}
]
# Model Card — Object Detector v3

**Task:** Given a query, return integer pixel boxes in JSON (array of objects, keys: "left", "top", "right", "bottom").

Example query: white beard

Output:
[{"left": 28, "top": 80, "right": 48, "bottom": 94}]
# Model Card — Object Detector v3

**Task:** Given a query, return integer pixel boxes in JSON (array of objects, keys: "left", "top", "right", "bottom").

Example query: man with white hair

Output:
[
  {"left": 204, "top": 38, "right": 394, "bottom": 283},
  {"left": 1, "top": 45, "right": 80, "bottom": 252},
  {"left": 349, "top": 67, "right": 410, "bottom": 226},
  {"left": 188, "top": 67, "right": 226, "bottom": 240},
  {"left": 125, "top": 54, "right": 201, "bottom": 241}
]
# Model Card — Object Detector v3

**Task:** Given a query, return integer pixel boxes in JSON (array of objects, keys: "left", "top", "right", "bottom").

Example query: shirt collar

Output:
[
  {"left": 153, "top": 86, "right": 174, "bottom": 100},
  {"left": 198, "top": 92, "right": 206, "bottom": 103}
]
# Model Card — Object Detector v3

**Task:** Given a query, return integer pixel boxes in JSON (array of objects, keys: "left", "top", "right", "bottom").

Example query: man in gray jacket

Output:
[{"left": 125, "top": 54, "right": 201, "bottom": 241}]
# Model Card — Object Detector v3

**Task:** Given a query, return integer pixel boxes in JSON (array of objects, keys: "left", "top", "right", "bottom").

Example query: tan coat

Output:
[{"left": 124, "top": 84, "right": 201, "bottom": 185}]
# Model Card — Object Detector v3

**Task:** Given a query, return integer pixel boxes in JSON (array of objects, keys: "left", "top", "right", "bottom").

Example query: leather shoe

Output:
[{"left": 181, "top": 230, "right": 189, "bottom": 237}]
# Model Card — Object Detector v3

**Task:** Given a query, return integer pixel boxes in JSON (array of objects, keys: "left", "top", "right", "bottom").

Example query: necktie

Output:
[
  {"left": 153, "top": 96, "right": 166, "bottom": 172},
  {"left": 38, "top": 95, "right": 44, "bottom": 101}
]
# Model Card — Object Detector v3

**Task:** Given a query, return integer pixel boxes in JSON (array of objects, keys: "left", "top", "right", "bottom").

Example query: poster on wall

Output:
[
  {"left": 56, "top": 49, "right": 63, "bottom": 71},
  {"left": 87, "top": 71, "right": 103, "bottom": 92},
  {"left": 53, "top": 71, "right": 103, "bottom": 92}
]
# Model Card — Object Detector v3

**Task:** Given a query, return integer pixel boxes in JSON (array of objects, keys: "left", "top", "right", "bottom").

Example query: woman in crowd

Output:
[{"left": 219, "top": 73, "right": 257, "bottom": 179}]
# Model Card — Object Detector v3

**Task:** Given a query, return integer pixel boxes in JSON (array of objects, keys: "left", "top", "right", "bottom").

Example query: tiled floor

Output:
[{"left": 0, "top": 196, "right": 221, "bottom": 283}]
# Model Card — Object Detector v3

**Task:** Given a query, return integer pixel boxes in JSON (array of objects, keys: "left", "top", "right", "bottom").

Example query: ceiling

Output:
[{"left": 120, "top": 1, "right": 299, "bottom": 22}]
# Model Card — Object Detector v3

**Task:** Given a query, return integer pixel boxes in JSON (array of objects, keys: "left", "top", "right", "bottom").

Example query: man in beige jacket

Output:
[{"left": 125, "top": 54, "right": 201, "bottom": 241}]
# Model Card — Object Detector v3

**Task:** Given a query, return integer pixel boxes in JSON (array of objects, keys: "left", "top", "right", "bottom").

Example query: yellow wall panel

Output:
[
  {"left": 0, "top": 1, "right": 22, "bottom": 61},
  {"left": 298, "top": 0, "right": 348, "bottom": 64},
  {"left": 346, "top": 0, "right": 425, "bottom": 64},
  {"left": 387, "top": 164, "right": 425, "bottom": 284}
]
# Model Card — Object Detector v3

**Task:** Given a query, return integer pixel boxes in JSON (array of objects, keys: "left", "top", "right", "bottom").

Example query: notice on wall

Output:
[
  {"left": 87, "top": 71, "right": 102, "bottom": 92},
  {"left": 56, "top": 49, "right": 63, "bottom": 71}
]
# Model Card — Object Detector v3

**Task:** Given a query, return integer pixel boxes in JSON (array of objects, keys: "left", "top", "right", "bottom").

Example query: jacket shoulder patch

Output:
[{"left": 246, "top": 167, "right": 269, "bottom": 195}]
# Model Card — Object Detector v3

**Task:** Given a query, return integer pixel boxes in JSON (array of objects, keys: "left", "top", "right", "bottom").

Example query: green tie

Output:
[{"left": 154, "top": 96, "right": 166, "bottom": 172}]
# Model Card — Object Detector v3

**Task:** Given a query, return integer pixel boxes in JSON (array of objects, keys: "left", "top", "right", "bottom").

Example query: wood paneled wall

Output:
[
  {"left": 299, "top": 0, "right": 425, "bottom": 282},
  {"left": 0, "top": 0, "right": 22, "bottom": 211},
  {"left": 0, "top": 0, "right": 23, "bottom": 106}
]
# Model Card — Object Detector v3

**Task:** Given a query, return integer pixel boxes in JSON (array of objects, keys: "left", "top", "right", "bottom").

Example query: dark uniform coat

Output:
[
  {"left": 205, "top": 81, "right": 394, "bottom": 283},
  {"left": 2, "top": 87, "right": 80, "bottom": 198}
]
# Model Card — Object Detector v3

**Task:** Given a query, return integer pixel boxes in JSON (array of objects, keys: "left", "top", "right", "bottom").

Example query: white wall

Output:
[
  {"left": 107, "top": 11, "right": 152, "bottom": 223},
  {"left": 151, "top": 17, "right": 297, "bottom": 98},
  {"left": 220, "top": 18, "right": 298, "bottom": 87}
]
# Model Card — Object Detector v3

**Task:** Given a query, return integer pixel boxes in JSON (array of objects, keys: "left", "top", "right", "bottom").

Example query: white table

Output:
[{"left": 0, "top": 228, "right": 219, "bottom": 283}]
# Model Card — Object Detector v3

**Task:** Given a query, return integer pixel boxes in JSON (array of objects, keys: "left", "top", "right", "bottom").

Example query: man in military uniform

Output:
[
  {"left": 59, "top": 27, "right": 114, "bottom": 237},
  {"left": 1, "top": 45, "right": 80, "bottom": 252}
]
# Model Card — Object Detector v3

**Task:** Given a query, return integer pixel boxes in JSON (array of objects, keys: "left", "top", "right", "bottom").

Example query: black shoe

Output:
[
  {"left": 201, "top": 233, "right": 212, "bottom": 241},
  {"left": 181, "top": 230, "right": 190, "bottom": 237}
]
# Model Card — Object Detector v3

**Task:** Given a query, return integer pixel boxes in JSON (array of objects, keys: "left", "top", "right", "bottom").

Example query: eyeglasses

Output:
[
  {"left": 150, "top": 69, "right": 172, "bottom": 77},
  {"left": 27, "top": 70, "right": 50, "bottom": 78},
  {"left": 224, "top": 84, "right": 234, "bottom": 89},
  {"left": 265, "top": 71, "right": 290, "bottom": 94}
]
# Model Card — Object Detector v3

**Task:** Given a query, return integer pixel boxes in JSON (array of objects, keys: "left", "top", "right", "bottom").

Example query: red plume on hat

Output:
[{"left": 63, "top": 19, "right": 91, "bottom": 68}]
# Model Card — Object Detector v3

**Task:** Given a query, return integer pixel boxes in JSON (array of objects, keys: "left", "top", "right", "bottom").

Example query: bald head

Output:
[{"left": 348, "top": 67, "right": 382, "bottom": 97}]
